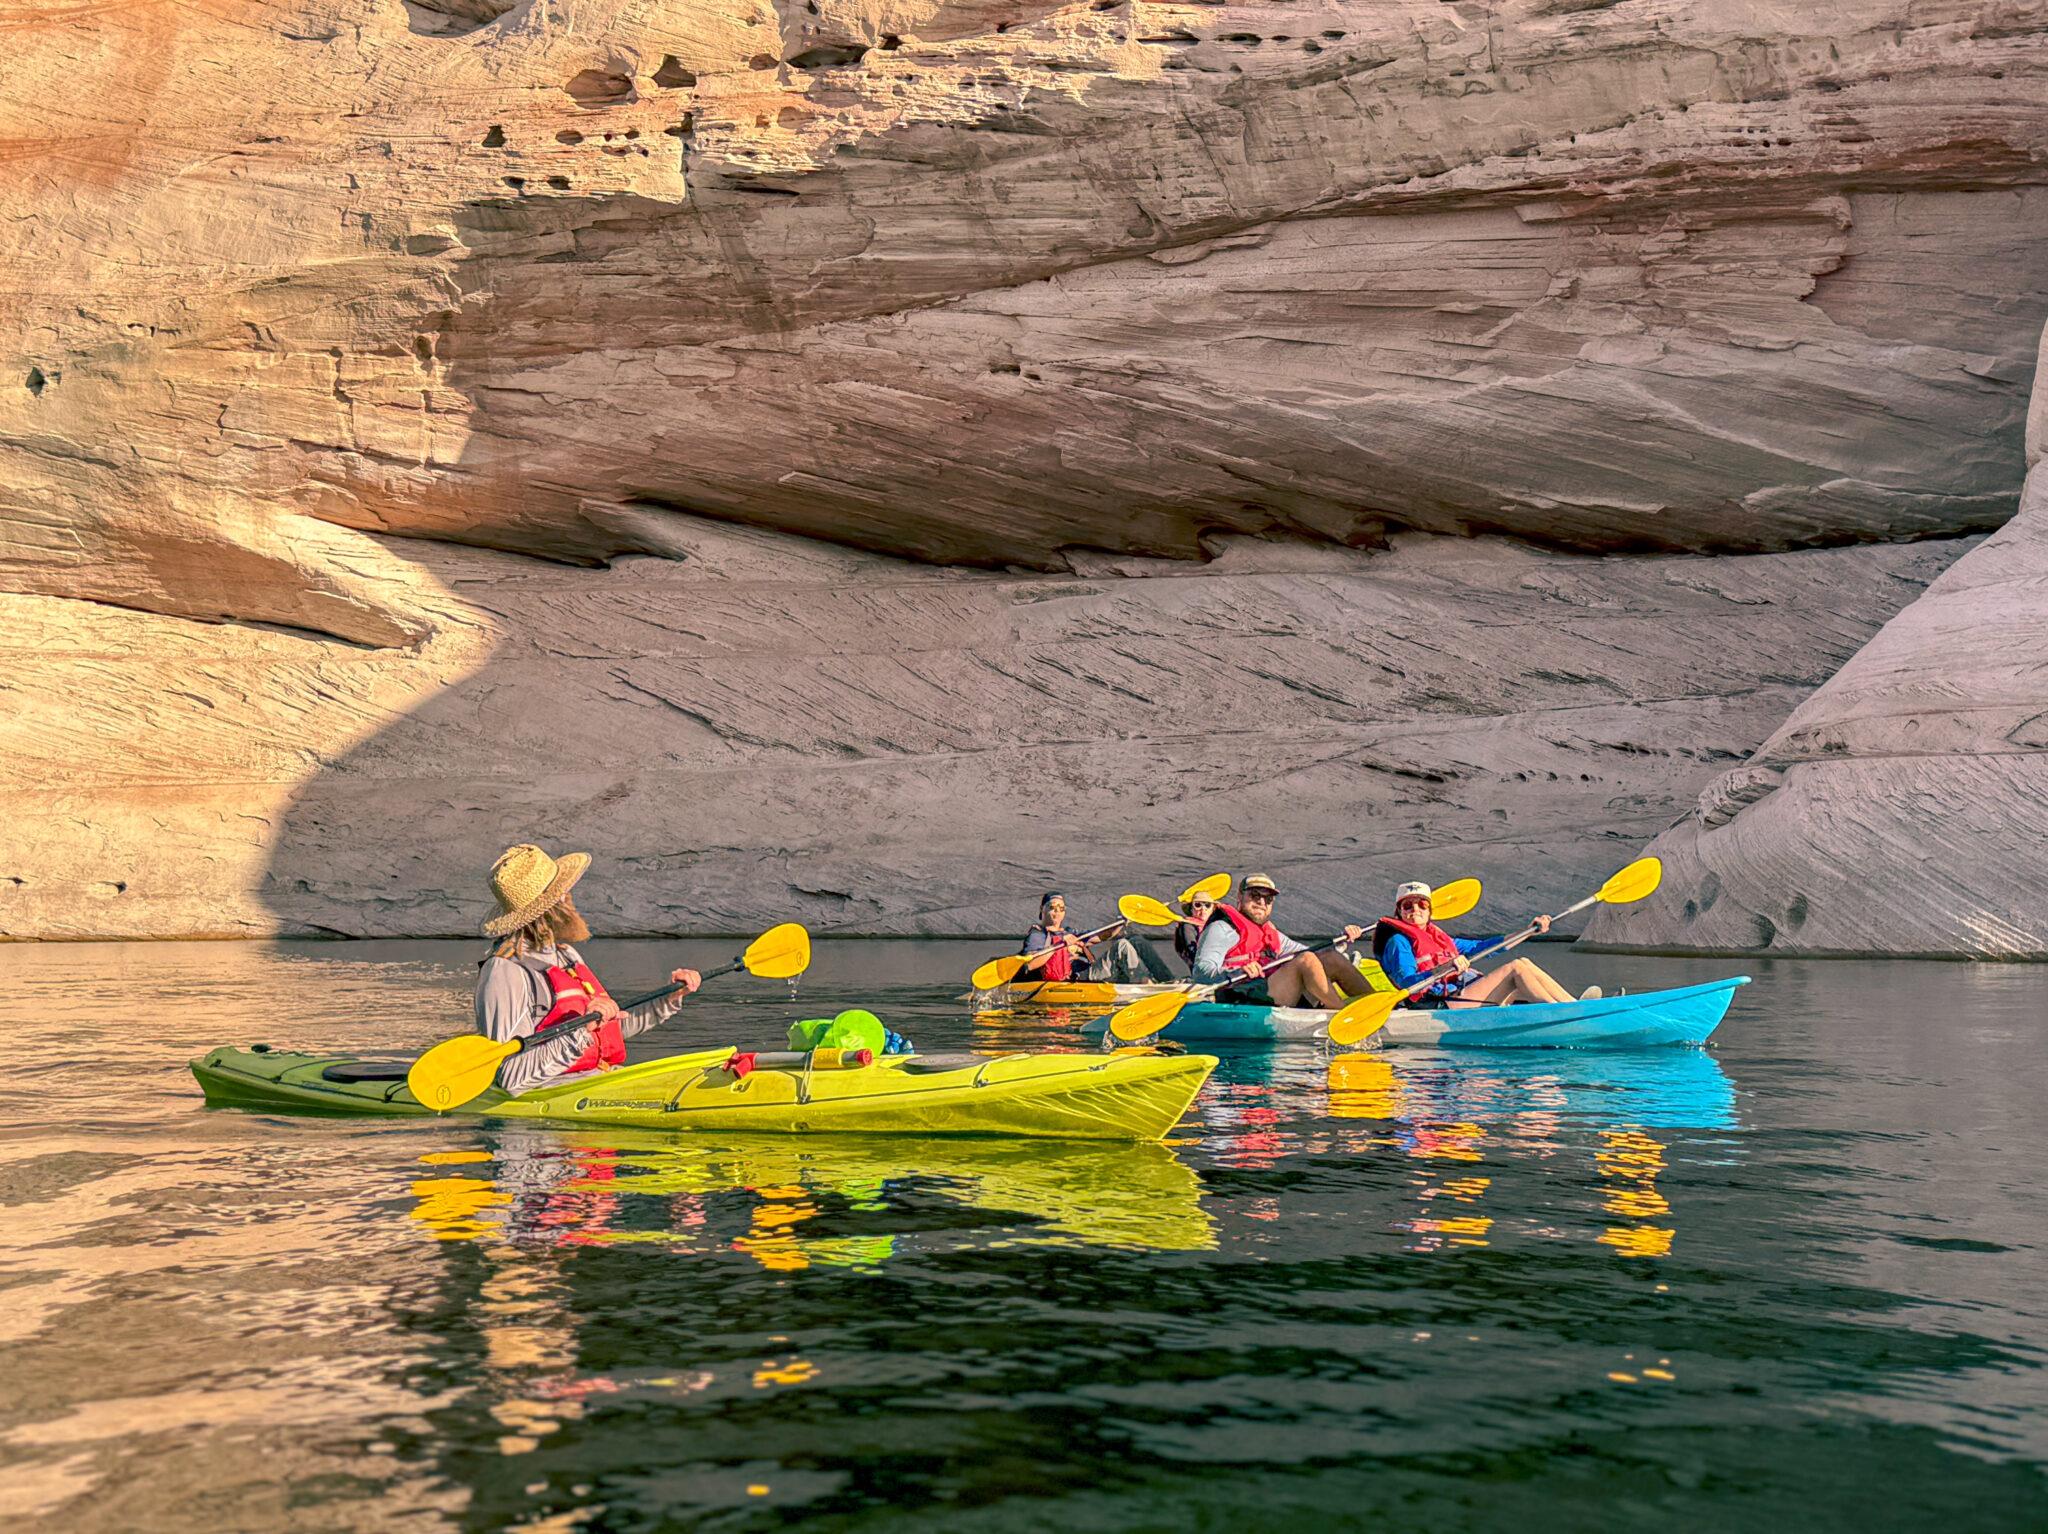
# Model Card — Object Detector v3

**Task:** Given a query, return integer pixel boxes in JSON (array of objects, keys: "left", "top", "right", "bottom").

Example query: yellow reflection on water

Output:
[
  {"left": 1413, "top": 1122, "right": 1486, "bottom": 1163},
  {"left": 1597, "top": 1128, "right": 1674, "bottom": 1258},
  {"left": 406, "top": 1133, "right": 1213, "bottom": 1268},
  {"left": 1325, "top": 1053, "right": 1703, "bottom": 1259},
  {"left": 1326, "top": 1052, "right": 1402, "bottom": 1121},
  {"left": 1407, "top": 1124, "right": 1491, "bottom": 1250},
  {"left": 475, "top": 1251, "right": 583, "bottom": 1456},
  {"left": 752, "top": 1356, "right": 819, "bottom": 1389},
  {"left": 409, "top": 1175, "right": 510, "bottom": 1243},
  {"left": 734, "top": 1188, "right": 822, "bottom": 1273},
  {"left": 1406, "top": 1210, "right": 1495, "bottom": 1249}
]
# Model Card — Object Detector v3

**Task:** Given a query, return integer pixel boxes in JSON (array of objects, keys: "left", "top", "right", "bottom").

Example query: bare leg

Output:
[
  {"left": 1268, "top": 952, "right": 1346, "bottom": 1009},
  {"left": 1264, "top": 958, "right": 1308, "bottom": 1008},
  {"left": 1321, "top": 950, "right": 1374, "bottom": 1000},
  {"left": 1456, "top": 958, "right": 1576, "bottom": 1006}
]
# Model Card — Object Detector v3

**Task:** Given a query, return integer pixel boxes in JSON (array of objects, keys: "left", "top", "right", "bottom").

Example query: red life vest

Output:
[
  {"left": 1024, "top": 926, "right": 1075, "bottom": 982},
  {"left": 1373, "top": 915, "right": 1460, "bottom": 978},
  {"left": 525, "top": 954, "right": 626, "bottom": 1075},
  {"left": 1207, "top": 903, "right": 1284, "bottom": 969}
]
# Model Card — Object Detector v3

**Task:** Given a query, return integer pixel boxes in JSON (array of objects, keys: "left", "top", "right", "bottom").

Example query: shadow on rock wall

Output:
[{"left": 255, "top": 518, "right": 1967, "bottom": 940}]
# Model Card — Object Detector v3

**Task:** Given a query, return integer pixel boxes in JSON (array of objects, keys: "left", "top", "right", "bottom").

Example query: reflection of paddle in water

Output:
[
  {"left": 1597, "top": 1130, "right": 1674, "bottom": 1258},
  {"left": 1326, "top": 1050, "right": 1738, "bottom": 1258}
]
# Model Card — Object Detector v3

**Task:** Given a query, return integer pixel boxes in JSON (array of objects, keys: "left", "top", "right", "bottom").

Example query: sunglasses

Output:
[{"left": 1244, "top": 889, "right": 1277, "bottom": 900}]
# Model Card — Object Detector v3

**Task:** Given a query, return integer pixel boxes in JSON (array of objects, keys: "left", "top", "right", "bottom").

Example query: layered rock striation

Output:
[
  {"left": 1586, "top": 325, "right": 2048, "bottom": 960},
  {"left": 0, "top": 521, "right": 1959, "bottom": 938},
  {"left": 0, "top": 0, "right": 2044, "bottom": 940}
]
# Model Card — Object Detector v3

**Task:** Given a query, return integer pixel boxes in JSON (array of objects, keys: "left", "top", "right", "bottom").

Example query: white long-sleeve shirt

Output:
[{"left": 475, "top": 944, "right": 686, "bottom": 1096}]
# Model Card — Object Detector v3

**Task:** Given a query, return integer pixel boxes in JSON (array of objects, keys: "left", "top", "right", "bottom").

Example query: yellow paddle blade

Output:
[
  {"left": 1178, "top": 873, "right": 1230, "bottom": 905},
  {"left": 1430, "top": 878, "right": 1482, "bottom": 922},
  {"left": 1109, "top": 989, "right": 1196, "bottom": 1042},
  {"left": 743, "top": 922, "right": 812, "bottom": 980},
  {"left": 970, "top": 953, "right": 1031, "bottom": 991},
  {"left": 407, "top": 1034, "right": 518, "bottom": 1114},
  {"left": 1596, "top": 856, "right": 1663, "bottom": 906},
  {"left": 1118, "top": 893, "right": 1180, "bottom": 927},
  {"left": 1325, "top": 989, "right": 1401, "bottom": 1048}
]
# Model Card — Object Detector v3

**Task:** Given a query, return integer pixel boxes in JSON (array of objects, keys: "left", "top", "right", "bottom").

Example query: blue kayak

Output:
[{"left": 1083, "top": 977, "right": 1750, "bottom": 1048}]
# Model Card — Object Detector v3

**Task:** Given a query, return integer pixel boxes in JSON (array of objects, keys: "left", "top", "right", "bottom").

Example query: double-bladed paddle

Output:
[
  {"left": 1325, "top": 857, "right": 1662, "bottom": 1046},
  {"left": 969, "top": 876, "right": 1234, "bottom": 990},
  {"left": 407, "top": 922, "right": 813, "bottom": 1112},
  {"left": 1107, "top": 878, "right": 1484, "bottom": 1041},
  {"left": 1120, "top": 877, "right": 1480, "bottom": 932},
  {"left": 969, "top": 918, "right": 1130, "bottom": 991}
]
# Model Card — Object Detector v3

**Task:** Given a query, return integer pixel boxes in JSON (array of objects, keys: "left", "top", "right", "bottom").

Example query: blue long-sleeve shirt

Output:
[{"left": 1380, "top": 932, "right": 1501, "bottom": 998}]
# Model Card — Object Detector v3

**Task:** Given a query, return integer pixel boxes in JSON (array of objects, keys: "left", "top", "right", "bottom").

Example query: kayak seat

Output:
[{"left": 321, "top": 1061, "right": 413, "bottom": 1083}]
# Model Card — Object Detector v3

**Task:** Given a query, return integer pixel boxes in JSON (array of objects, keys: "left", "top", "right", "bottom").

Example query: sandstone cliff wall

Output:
[
  {"left": 1, "top": 0, "right": 2043, "bottom": 939},
  {"left": 0, "top": 522, "right": 1957, "bottom": 938},
  {"left": 1586, "top": 325, "right": 2048, "bottom": 960}
]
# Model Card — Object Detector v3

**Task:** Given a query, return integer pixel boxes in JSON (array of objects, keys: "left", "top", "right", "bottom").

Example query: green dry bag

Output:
[{"left": 787, "top": 1008, "right": 888, "bottom": 1056}]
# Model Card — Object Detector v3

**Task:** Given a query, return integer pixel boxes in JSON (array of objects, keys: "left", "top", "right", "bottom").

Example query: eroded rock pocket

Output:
[
  {"left": 566, "top": 68, "right": 637, "bottom": 108},
  {"left": 402, "top": 0, "right": 517, "bottom": 37}
]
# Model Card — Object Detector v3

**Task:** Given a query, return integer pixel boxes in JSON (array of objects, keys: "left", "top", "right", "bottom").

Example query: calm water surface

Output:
[{"left": 0, "top": 940, "right": 2042, "bottom": 1530}]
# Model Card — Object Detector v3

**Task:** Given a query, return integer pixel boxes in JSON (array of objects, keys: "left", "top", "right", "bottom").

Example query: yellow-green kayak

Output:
[{"left": 193, "top": 1044, "right": 1216, "bottom": 1141}]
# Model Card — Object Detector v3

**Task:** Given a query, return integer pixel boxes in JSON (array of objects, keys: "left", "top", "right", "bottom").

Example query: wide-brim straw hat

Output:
[{"left": 482, "top": 843, "right": 591, "bottom": 936}]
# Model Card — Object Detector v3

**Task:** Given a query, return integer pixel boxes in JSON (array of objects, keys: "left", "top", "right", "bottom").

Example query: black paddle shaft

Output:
[
  {"left": 1223, "top": 934, "right": 1354, "bottom": 984},
  {"left": 1400, "top": 917, "right": 1555, "bottom": 999},
  {"left": 522, "top": 951, "right": 749, "bottom": 1049},
  {"left": 1013, "top": 918, "right": 1127, "bottom": 978}
]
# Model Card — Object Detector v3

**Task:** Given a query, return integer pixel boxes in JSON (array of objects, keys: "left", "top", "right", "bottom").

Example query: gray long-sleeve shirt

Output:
[
  {"left": 476, "top": 944, "right": 687, "bottom": 1096},
  {"left": 1190, "top": 920, "right": 1306, "bottom": 986}
]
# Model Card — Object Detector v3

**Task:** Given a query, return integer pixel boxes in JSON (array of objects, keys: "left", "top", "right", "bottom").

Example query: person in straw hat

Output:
[{"left": 476, "top": 844, "right": 700, "bottom": 1096}]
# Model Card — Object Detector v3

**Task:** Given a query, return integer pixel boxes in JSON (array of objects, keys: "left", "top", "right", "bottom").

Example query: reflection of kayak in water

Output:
[
  {"left": 413, "top": 1126, "right": 1214, "bottom": 1258},
  {"left": 1328, "top": 1046, "right": 1738, "bottom": 1132}
]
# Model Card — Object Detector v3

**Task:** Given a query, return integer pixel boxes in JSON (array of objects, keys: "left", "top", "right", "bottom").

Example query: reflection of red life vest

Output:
[
  {"left": 1024, "top": 926, "right": 1075, "bottom": 982},
  {"left": 1373, "top": 916, "right": 1460, "bottom": 989},
  {"left": 1206, "top": 904, "right": 1284, "bottom": 970},
  {"left": 524, "top": 955, "right": 625, "bottom": 1075}
]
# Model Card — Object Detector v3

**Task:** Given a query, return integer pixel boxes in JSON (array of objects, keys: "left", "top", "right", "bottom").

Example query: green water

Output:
[{"left": 0, "top": 940, "right": 2042, "bottom": 1530}]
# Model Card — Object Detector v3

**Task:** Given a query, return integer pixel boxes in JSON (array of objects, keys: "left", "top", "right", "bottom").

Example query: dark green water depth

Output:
[{"left": 0, "top": 941, "right": 2042, "bottom": 1530}]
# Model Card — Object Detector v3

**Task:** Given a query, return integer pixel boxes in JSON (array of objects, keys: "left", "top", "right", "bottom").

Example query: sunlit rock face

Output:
[
  {"left": 0, "top": 0, "right": 2043, "bottom": 939},
  {"left": 5, "top": 0, "right": 2046, "bottom": 622},
  {"left": 1586, "top": 324, "right": 2048, "bottom": 962}
]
